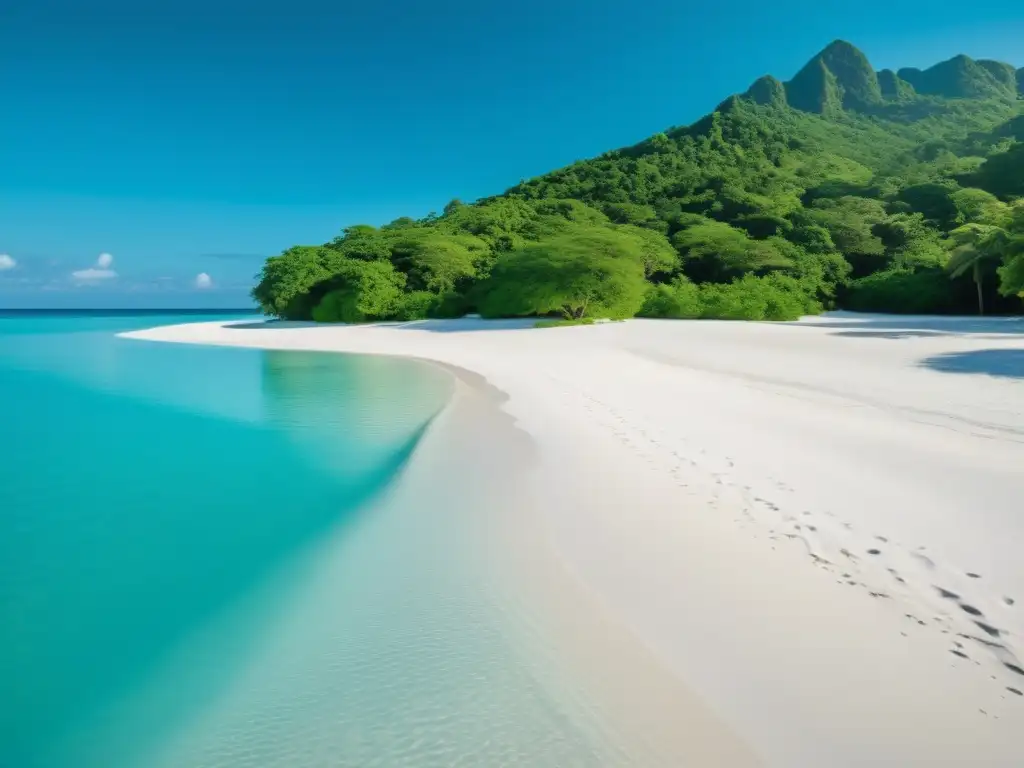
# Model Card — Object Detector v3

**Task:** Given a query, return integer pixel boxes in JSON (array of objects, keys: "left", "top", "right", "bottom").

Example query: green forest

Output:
[{"left": 254, "top": 41, "right": 1024, "bottom": 323}]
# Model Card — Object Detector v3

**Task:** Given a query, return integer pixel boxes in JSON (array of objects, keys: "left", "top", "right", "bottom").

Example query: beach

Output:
[{"left": 125, "top": 314, "right": 1024, "bottom": 766}]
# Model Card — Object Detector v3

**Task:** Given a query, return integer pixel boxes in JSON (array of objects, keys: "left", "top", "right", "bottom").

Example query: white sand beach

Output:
[{"left": 125, "top": 314, "right": 1024, "bottom": 766}]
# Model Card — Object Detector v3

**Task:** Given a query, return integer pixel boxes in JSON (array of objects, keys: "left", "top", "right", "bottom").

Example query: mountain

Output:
[
  {"left": 897, "top": 54, "right": 1017, "bottom": 99},
  {"left": 255, "top": 41, "right": 1024, "bottom": 323},
  {"left": 743, "top": 75, "right": 787, "bottom": 107},
  {"left": 749, "top": 43, "right": 1019, "bottom": 114},
  {"left": 785, "top": 40, "right": 882, "bottom": 113},
  {"left": 876, "top": 69, "right": 914, "bottom": 100}
]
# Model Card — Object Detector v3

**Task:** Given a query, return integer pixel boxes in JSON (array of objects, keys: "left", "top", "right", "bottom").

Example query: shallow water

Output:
[
  {"left": 0, "top": 313, "right": 648, "bottom": 767},
  {"left": 0, "top": 313, "right": 456, "bottom": 766}
]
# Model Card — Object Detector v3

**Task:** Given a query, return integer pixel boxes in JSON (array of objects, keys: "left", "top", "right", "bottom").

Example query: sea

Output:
[{"left": 0, "top": 311, "right": 632, "bottom": 767}]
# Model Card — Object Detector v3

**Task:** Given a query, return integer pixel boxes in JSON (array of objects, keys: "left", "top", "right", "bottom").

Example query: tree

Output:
[
  {"left": 328, "top": 225, "right": 394, "bottom": 261},
  {"left": 995, "top": 215, "right": 1024, "bottom": 298},
  {"left": 896, "top": 182, "right": 958, "bottom": 228},
  {"left": 802, "top": 197, "right": 887, "bottom": 276},
  {"left": 389, "top": 230, "right": 489, "bottom": 294},
  {"left": 311, "top": 260, "right": 406, "bottom": 322},
  {"left": 602, "top": 202, "right": 660, "bottom": 228},
  {"left": 997, "top": 249, "right": 1024, "bottom": 298},
  {"left": 252, "top": 246, "right": 348, "bottom": 319},
  {"left": 945, "top": 224, "right": 1005, "bottom": 314},
  {"left": 480, "top": 229, "right": 649, "bottom": 320},
  {"left": 950, "top": 188, "right": 1006, "bottom": 225},
  {"left": 872, "top": 214, "right": 945, "bottom": 268},
  {"left": 616, "top": 225, "right": 679, "bottom": 276},
  {"left": 672, "top": 218, "right": 793, "bottom": 282},
  {"left": 972, "top": 143, "right": 1024, "bottom": 199}
]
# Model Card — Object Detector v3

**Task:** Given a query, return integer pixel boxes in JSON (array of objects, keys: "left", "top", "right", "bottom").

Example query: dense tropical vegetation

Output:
[{"left": 254, "top": 41, "right": 1024, "bottom": 323}]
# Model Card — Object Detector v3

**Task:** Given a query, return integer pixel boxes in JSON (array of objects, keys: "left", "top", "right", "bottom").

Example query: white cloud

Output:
[
  {"left": 195, "top": 272, "right": 213, "bottom": 289},
  {"left": 71, "top": 253, "right": 118, "bottom": 282},
  {"left": 72, "top": 268, "right": 118, "bottom": 281},
  {"left": 0, "top": 254, "right": 15, "bottom": 270}
]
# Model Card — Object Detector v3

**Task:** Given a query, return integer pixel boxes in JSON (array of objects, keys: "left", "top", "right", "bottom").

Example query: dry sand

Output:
[{"left": 125, "top": 313, "right": 1024, "bottom": 766}]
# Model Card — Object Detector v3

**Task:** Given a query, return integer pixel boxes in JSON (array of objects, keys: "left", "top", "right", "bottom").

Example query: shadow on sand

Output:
[
  {"left": 920, "top": 349, "right": 1024, "bottom": 380},
  {"left": 833, "top": 330, "right": 957, "bottom": 340},
  {"left": 796, "top": 312, "right": 1024, "bottom": 337}
]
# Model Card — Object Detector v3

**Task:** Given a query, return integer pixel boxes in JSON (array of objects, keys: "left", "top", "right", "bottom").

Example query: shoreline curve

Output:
[{"left": 122, "top": 315, "right": 1024, "bottom": 766}]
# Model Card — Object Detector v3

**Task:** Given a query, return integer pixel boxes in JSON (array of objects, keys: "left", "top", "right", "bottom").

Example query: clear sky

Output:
[{"left": 1, "top": 0, "right": 1022, "bottom": 308}]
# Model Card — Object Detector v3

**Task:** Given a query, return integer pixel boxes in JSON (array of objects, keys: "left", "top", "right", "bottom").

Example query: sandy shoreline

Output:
[{"left": 123, "top": 314, "right": 1024, "bottom": 766}]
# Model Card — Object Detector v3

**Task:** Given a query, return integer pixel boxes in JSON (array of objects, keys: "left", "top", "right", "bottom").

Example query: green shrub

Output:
[
  {"left": 534, "top": 318, "right": 596, "bottom": 328},
  {"left": 844, "top": 268, "right": 959, "bottom": 313},
  {"left": 640, "top": 274, "right": 818, "bottom": 321},
  {"left": 393, "top": 291, "right": 437, "bottom": 320},
  {"left": 310, "top": 259, "right": 406, "bottom": 323},
  {"left": 312, "top": 290, "right": 366, "bottom": 323},
  {"left": 639, "top": 278, "right": 704, "bottom": 318}
]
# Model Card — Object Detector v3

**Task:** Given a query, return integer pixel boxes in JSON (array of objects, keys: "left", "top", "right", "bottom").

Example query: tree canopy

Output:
[{"left": 479, "top": 228, "right": 650, "bottom": 320}]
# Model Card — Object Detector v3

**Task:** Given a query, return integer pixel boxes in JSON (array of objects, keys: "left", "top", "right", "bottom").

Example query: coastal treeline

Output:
[{"left": 254, "top": 41, "right": 1024, "bottom": 323}]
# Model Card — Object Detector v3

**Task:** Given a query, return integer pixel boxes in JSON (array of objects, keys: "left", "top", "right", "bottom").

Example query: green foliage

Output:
[
  {"left": 998, "top": 253, "right": 1024, "bottom": 297},
  {"left": 534, "top": 317, "right": 597, "bottom": 328},
  {"left": 744, "top": 76, "right": 787, "bottom": 107},
  {"left": 872, "top": 214, "right": 946, "bottom": 268},
  {"left": 393, "top": 291, "right": 439, "bottom": 321},
  {"left": 896, "top": 182, "right": 958, "bottom": 227},
  {"left": 673, "top": 218, "right": 793, "bottom": 280},
  {"left": 845, "top": 268, "right": 960, "bottom": 314},
  {"left": 640, "top": 274, "right": 819, "bottom": 321},
  {"left": 972, "top": 143, "right": 1024, "bottom": 199},
  {"left": 950, "top": 187, "right": 1006, "bottom": 224},
  {"left": 699, "top": 274, "right": 820, "bottom": 320},
  {"left": 254, "top": 40, "right": 1024, "bottom": 323},
  {"left": 640, "top": 277, "right": 705, "bottom": 319},
  {"left": 602, "top": 202, "right": 660, "bottom": 228},
  {"left": 780, "top": 240, "right": 852, "bottom": 306},
  {"left": 945, "top": 223, "right": 1008, "bottom": 314},
  {"left": 801, "top": 197, "right": 886, "bottom": 275},
  {"left": 617, "top": 225, "right": 679, "bottom": 276},
  {"left": 328, "top": 225, "right": 394, "bottom": 261},
  {"left": 310, "top": 260, "right": 406, "bottom": 323},
  {"left": 253, "top": 246, "right": 349, "bottom": 320},
  {"left": 479, "top": 227, "right": 649, "bottom": 320},
  {"left": 389, "top": 230, "right": 488, "bottom": 293}
]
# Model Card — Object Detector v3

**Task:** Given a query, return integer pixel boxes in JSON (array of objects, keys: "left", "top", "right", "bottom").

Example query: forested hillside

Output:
[{"left": 254, "top": 41, "right": 1024, "bottom": 323}]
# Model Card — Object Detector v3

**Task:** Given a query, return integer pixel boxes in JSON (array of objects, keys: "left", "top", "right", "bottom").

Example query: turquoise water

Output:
[{"left": 0, "top": 313, "right": 454, "bottom": 766}]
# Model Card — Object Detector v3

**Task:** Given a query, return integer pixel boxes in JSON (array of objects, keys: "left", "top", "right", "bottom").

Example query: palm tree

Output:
[{"left": 945, "top": 224, "right": 1007, "bottom": 315}]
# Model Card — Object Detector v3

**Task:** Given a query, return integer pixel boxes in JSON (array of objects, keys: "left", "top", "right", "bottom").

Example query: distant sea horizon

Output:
[{"left": 0, "top": 307, "right": 262, "bottom": 317}]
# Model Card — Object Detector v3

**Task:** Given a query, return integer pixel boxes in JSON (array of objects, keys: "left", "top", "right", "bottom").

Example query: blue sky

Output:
[{"left": 1, "top": 1, "right": 1022, "bottom": 308}]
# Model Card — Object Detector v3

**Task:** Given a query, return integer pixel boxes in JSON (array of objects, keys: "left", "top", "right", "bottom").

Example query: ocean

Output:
[
  {"left": 0, "top": 311, "right": 635, "bottom": 767},
  {"left": 0, "top": 312, "right": 456, "bottom": 766}
]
